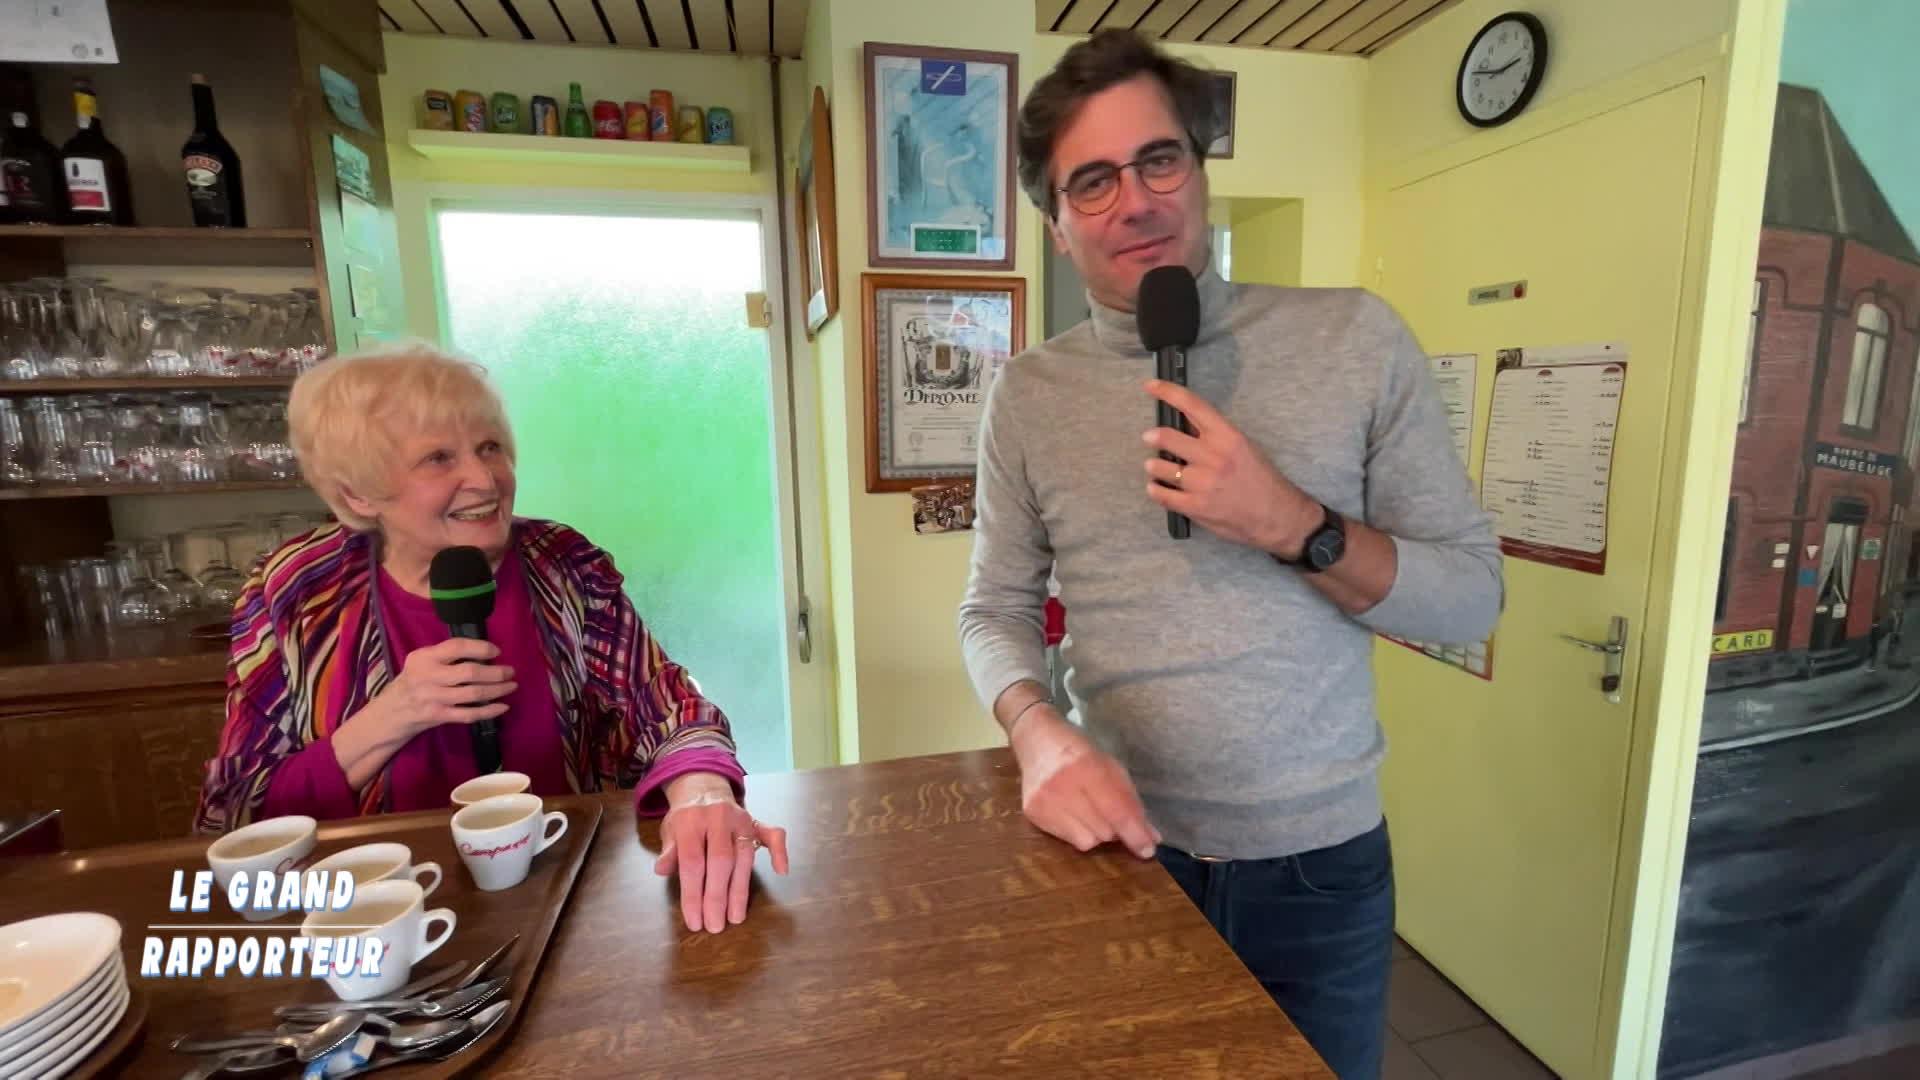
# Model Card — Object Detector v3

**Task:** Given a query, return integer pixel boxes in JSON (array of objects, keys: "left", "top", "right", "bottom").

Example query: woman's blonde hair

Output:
[{"left": 289, "top": 344, "right": 516, "bottom": 531}]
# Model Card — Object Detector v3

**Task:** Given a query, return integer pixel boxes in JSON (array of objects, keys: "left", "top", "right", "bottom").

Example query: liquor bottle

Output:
[
  {"left": 181, "top": 74, "right": 246, "bottom": 227},
  {"left": 563, "top": 82, "right": 591, "bottom": 138},
  {"left": 0, "top": 110, "right": 62, "bottom": 224},
  {"left": 59, "top": 77, "right": 134, "bottom": 225}
]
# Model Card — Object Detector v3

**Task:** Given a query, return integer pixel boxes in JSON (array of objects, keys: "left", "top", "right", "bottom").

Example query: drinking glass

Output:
[
  {"left": 111, "top": 541, "right": 167, "bottom": 626},
  {"left": 196, "top": 523, "right": 251, "bottom": 610},
  {"left": 165, "top": 392, "right": 225, "bottom": 483},
  {"left": 0, "top": 398, "right": 31, "bottom": 486},
  {"left": 288, "top": 289, "right": 329, "bottom": 372},
  {"left": 149, "top": 535, "right": 202, "bottom": 617},
  {"left": 23, "top": 395, "right": 76, "bottom": 484},
  {"left": 144, "top": 303, "right": 198, "bottom": 377},
  {"left": 68, "top": 395, "right": 116, "bottom": 483}
]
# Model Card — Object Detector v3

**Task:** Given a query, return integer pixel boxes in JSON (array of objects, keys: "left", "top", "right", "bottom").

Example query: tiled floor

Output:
[{"left": 1384, "top": 939, "right": 1558, "bottom": 1080}]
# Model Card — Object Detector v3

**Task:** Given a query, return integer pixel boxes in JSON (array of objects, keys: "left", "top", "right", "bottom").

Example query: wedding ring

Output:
[
  {"left": 733, "top": 834, "right": 755, "bottom": 847},
  {"left": 1172, "top": 468, "right": 1185, "bottom": 486}
]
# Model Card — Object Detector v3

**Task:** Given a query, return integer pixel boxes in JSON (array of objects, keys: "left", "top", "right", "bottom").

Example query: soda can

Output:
[
  {"left": 624, "top": 100, "right": 651, "bottom": 141},
  {"left": 648, "top": 90, "right": 675, "bottom": 140},
  {"left": 705, "top": 106, "right": 734, "bottom": 146},
  {"left": 592, "top": 99, "right": 624, "bottom": 139},
  {"left": 454, "top": 89, "right": 487, "bottom": 133},
  {"left": 530, "top": 95, "right": 560, "bottom": 136},
  {"left": 676, "top": 105, "right": 704, "bottom": 143},
  {"left": 422, "top": 89, "right": 454, "bottom": 131},
  {"left": 489, "top": 92, "right": 521, "bottom": 134}
]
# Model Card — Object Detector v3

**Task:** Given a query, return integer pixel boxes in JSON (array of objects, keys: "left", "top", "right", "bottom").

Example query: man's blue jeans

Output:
[{"left": 1158, "top": 820, "right": 1396, "bottom": 1080}]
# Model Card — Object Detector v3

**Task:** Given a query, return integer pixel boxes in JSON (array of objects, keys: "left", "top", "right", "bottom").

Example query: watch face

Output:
[
  {"left": 1309, "top": 528, "right": 1346, "bottom": 570},
  {"left": 1458, "top": 13, "right": 1548, "bottom": 127}
]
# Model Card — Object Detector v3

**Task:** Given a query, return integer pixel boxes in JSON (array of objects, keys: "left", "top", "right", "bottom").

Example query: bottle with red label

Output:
[
  {"left": 182, "top": 74, "right": 246, "bottom": 228},
  {"left": 0, "top": 110, "right": 62, "bottom": 225},
  {"left": 60, "top": 77, "right": 134, "bottom": 226}
]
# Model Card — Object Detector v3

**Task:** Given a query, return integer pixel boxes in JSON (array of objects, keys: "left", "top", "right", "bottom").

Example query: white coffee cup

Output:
[
  {"left": 449, "top": 771, "right": 532, "bottom": 807},
  {"left": 206, "top": 815, "right": 318, "bottom": 922},
  {"left": 301, "top": 878, "right": 456, "bottom": 1001},
  {"left": 451, "top": 793, "right": 568, "bottom": 892},
  {"left": 309, "top": 842, "right": 443, "bottom": 898}
]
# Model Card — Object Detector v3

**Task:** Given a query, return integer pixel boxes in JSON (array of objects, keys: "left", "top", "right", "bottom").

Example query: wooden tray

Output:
[{"left": 0, "top": 795, "right": 604, "bottom": 1078}]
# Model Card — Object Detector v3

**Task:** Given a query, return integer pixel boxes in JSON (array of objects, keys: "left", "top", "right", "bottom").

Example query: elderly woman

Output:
[{"left": 197, "top": 346, "right": 787, "bottom": 933}]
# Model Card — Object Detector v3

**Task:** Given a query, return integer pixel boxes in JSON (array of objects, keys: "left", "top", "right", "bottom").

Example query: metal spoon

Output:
[
  {"left": 172, "top": 1011, "right": 365, "bottom": 1061},
  {"left": 277, "top": 977, "right": 507, "bottom": 1021},
  {"left": 278, "top": 1013, "right": 467, "bottom": 1052},
  {"left": 457, "top": 933, "right": 519, "bottom": 989},
  {"left": 332, "top": 1001, "right": 511, "bottom": 1078},
  {"left": 174, "top": 1046, "right": 289, "bottom": 1080}
]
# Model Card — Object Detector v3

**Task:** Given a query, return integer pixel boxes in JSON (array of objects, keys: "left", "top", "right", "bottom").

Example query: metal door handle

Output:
[
  {"left": 1561, "top": 616, "right": 1628, "bottom": 704},
  {"left": 1558, "top": 634, "right": 1623, "bottom": 655}
]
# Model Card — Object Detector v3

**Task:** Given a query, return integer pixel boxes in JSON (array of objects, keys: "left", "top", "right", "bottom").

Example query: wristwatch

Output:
[{"left": 1274, "top": 503, "right": 1347, "bottom": 574}]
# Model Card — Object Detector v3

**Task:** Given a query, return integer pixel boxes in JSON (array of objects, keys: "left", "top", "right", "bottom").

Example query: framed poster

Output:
[
  {"left": 863, "top": 273, "right": 1025, "bottom": 492},
  {"left": 1206, "top": 71, "right": 1236, "bottom": 158},
  {"left": 864, "top": 42, "right": 1018, "bottom": 271},
  {"left": 796, "top": 86, "right": 839, "bottom": 337}
]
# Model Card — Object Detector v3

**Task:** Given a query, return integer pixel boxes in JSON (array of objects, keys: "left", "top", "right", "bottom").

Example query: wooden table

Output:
[{"left": 0, "top": 750, "right": 1332, "bottom": 1078}]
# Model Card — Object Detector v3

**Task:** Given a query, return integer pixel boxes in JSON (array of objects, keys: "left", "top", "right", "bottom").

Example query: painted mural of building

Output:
[{"left": 1712, "top": 84, "right": 1920, "bottom": 691}]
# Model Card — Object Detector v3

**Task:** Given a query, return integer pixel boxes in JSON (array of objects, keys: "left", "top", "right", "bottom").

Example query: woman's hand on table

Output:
[{"left": 654, "top": 771, "right": 790, "bottom": 933}]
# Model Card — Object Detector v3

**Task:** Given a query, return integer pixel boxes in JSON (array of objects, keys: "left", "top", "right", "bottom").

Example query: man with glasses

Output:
[{"left": 958, "top": 30, "right": 1502, "bottom": 1079}]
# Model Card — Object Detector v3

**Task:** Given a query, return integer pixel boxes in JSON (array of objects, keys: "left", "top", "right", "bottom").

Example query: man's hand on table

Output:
[
  {"left": 654, "top": 771, "right": 790, "bottom": 933},
  {"left": 1009, "top": 707, "right": 1161, "bottom": 860}
]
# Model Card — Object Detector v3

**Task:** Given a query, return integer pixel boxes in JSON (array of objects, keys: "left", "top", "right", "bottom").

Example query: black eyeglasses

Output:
[{"left": 1055, "top": 141, "right": 1197, "bottom": 216}]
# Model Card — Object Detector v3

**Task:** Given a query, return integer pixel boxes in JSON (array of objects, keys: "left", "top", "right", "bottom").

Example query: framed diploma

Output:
[{"left": 862, "top": 273, "right": 1026, "bottom": 493}]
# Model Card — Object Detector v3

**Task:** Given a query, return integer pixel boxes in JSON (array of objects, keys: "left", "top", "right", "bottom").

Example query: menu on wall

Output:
[
  {"left": 1481, "top": 342, "right": 1628, "bottom": 574},
  {"left": 1429, "top": 353, "right": 1479, "bottom": 467}
]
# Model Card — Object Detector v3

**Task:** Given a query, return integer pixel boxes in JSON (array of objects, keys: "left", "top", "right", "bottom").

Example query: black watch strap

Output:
[{"left": 1273, "top": 504, "right": 1346, "bottom": 574}]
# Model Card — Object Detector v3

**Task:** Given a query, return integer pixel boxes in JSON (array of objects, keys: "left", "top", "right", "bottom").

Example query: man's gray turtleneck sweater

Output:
[{"left": 959, "top": 271, "right": 1503, "bottom": 859}]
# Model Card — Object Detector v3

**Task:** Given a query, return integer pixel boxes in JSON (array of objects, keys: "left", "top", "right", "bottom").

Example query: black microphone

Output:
[
  {"left": 429, "top": 545, "right": 501, "bottom": 775},
  {"left": 1137, "top": 265, "right": 1201, "bottom": 540}
]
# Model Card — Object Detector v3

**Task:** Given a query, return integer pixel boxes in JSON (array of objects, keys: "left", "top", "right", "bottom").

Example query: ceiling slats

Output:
[
  {"left": 770, "top": 0, "right": 807, "bottom": 57},
  {"left": 503, "top": 0, "right": 570, "bottom": 41},
  {"left": 458, "top": 0, "right": 523, "bottom": 37},
  {"left": 376, "top": 0, "right": 1452, "bottom": 60},
  {"left": 413, "top": 0, "right": 480, "bottom": 35},
  {"left": 687, "top": 0, "right": 734, "bottom": 51},
  {"left": 597, "top": 0, "right": 655, "bottom": 45},
  {"left": 733, "top": 0, "right": 773, "bottom": 57},
  {"left": 1342, "top": 0, "right": 1450, "bottom": 53},
  {"left": 1162, "top": 0, "right": 1241, "bottom": 43},
  {"left": 1200, "top": 0, "right": 1283, "bottom": 44},
  {"left": 380, "top": 2, "right": 439, "bottom": 33},
  {"left": 1268, "top": 0, "right": 1363, "bottom": 47},
  {"left": 551, "top": 0, "right": 612, "bottom": 42},
  {"left": 638, "top": 0, "right": 694, "bottom": 49}
]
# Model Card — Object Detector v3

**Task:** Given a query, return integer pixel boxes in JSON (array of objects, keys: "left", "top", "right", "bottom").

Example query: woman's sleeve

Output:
[
  {"left": 577, "top": 551, "right": 744, "bottom": 816},
  {"left": 194, "top": 572, "right": 357, "bottom": 833}
]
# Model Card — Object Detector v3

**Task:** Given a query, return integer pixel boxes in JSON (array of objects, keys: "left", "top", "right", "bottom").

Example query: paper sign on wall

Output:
[
  {"left": 0, "top": 0, "right": 117, "bottom": 63},
  {"left": 1482, "top": 342, "right": 1628, "bottom": 574},
  {"left": 1381, "top": 632, "right": 1495, "bottom": 681},
  {"left": 1429, "top": 353, "right": 1479, "bottom": 467}
]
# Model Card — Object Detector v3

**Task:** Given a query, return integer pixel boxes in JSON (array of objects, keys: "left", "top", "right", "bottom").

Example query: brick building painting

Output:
[
  {"left": 1660, "top": 8, "right": 1920, "bottom": 1068},
  {"left": 1711, "top": 84, "right": 1920, "bottom": 692}
]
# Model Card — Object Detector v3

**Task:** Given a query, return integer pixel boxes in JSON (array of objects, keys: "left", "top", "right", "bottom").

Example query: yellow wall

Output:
[
  {"left": 1227, "top": 199, "right": 1306, "bottom": 287},
  {"left": 1361, "top": 1, "right": 1781, "bottom": 1075}
]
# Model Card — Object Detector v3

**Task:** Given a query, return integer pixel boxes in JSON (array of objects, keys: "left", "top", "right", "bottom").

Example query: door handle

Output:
[{"left": 1560, "top": 616, "right": 1628, "bottom": 704}]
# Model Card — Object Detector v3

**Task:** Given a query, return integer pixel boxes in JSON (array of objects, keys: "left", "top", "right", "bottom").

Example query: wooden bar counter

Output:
[{"left": 0, "top": 750, "right": 1333, "bottom": 1078}]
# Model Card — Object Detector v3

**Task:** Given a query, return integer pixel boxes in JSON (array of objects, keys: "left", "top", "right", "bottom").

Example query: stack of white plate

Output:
[{"left": 0, "top": 913, "right": 130, "bottom": 1079}]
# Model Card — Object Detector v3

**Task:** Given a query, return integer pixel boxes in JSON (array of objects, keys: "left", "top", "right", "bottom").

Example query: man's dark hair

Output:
[{"left": 1017, "top": 29, "right": 1219, "bottom": 219}]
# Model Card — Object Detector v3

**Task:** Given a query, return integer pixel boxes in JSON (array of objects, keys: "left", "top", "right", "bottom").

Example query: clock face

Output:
[{"left": 1457, "top": 13, "right": 1548, "bottom": 127}]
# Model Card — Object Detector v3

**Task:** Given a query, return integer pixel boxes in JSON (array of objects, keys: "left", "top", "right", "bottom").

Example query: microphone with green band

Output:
[{"left": 430, "top": 545, "right": 501, "bottom": 774}]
